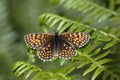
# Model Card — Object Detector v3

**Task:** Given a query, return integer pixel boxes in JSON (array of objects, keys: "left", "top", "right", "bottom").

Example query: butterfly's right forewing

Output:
[
  {"left": 24, "top": 33, "right": 53, "bottom": 49},
  {"left": 60, "top": 32, "right": 90, "bottom": 48}
]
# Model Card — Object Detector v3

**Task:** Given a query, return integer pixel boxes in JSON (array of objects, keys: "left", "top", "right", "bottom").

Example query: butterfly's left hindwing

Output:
[
  {"left": 37, "top": 39, "right": 55, "bottom": 61},
  {"left": 24, "top": 33, "right": 53, "bottom": 49}
]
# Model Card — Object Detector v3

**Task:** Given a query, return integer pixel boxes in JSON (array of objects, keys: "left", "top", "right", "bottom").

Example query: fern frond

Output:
[
  {"left": 54, "top": 0, "right": 120, "bottom": 22},
  {"left": 38, "top": 13, "right": 120, "bottom": 80},
  {"left": 13, "top": 61, "right": 76, "bottom": 80},
  {"left": 13, "top": 13, "right": 120, "bottom": 80},
  {"left": 39, "top": 13, "right": 120, "bottom": 41}
]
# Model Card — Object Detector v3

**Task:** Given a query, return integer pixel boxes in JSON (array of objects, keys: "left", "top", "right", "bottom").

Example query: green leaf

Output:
[
  {"left": 18, "top": 65, "right": 33, "bottom": 77},
  {"left": 74, "top": 25, "right": 86, "bottom": 32},
  {"left": 32, "top": 71, "right": 46, "bottom": 80},
  {"left": 60, "top": 59, "right": 67, "bottom": 66},
  {"left": 91, "top": 30, "right": 99, "bottom": 39},
  {"left": 83, "top": 63, "right": 98, "bottom": 76},
  {"left": 68, "top": 24, "right": 79, "bottom": 32},
  {"left": 90, "top": 48, "right": 101, "bottom": 57},
  {"left": 103, "top": 40, "right": 119, "bottom": 49},
  {"left": 77, "top": 61, "right": 90, "bottom": 68},
  {"left": 83, "top": 59, "right": 112, "bottom": 76},
  {"left": 57, "top": 0, "right": 119, "bottom": 22},
  {"left": 102, "top": 71, "right": 109, "bottom": 80},
  {"left": 91, "top": 67, "right": 104, "bottom": 80},
  {"left": 14, "top": 63, "right": 28, "bottom": 75},
  {"left": 57, "top": 20, "right": 66, "bottom": 32},
  {"left": 97, "top": 59, "right": 113, "bottom": 66},
  {"left": 25, "top": 67, "right": 40, "bottom": 79},
  {"left": 59, "top": 22, "right": 73, "bottom": 33},
  {"left": 94, "top": 50, "right": 111, "bottom": 61}
]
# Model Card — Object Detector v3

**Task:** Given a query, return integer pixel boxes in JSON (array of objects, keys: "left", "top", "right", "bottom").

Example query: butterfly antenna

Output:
[{"left": 42, "top": 24, "right": 58, "bottom": 34}]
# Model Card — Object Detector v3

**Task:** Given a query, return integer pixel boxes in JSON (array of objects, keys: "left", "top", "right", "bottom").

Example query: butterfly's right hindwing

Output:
[{"left": 58, "top": 39, "right": 77, "bottom": 59}]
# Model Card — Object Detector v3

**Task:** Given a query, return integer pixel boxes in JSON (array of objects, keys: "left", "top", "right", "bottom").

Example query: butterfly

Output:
[{"left": 24, "top": 32, "right": 90, "bottom": 61}]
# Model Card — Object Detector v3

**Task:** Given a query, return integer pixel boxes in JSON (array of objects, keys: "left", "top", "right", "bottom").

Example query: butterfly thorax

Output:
[{"left": 53, "top": 34, "right": 60, "bottom": 56}]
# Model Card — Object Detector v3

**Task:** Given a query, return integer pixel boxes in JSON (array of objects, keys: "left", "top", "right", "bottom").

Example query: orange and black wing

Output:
[
  {"left": 24, "top": 33, "right": 53, "bottom": 49},
  {"left": 60, "top": 32, "right": 90, "bottom": 48},
  {"left": 58, "top": 39, "right": 77, "bottom": 59},
  {"left": 37, "top": 39, "right": 55, "bottom": 61}
]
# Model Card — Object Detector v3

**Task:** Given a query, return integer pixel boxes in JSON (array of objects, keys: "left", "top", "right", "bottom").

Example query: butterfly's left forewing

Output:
[{"left": 24, "top": 33, "right": 53, "bottom": 49}]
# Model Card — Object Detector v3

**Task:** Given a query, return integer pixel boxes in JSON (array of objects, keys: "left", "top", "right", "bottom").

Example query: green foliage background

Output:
[{"left": 0, "top": 0, "right": 120, "bottom": 80}]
